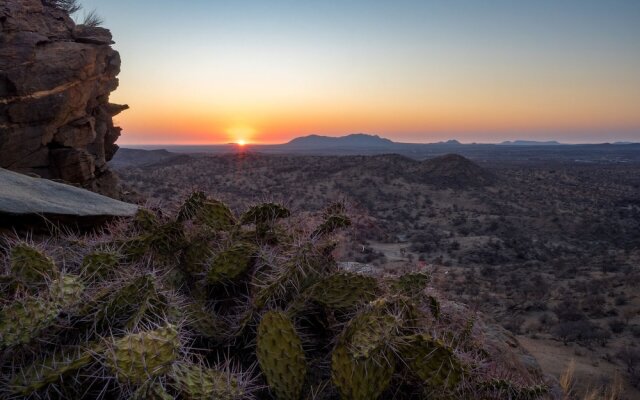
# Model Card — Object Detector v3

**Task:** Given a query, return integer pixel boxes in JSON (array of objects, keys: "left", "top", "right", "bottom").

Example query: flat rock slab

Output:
[{"left": 0, "top": 168, "right": 138, "bottom": 218}]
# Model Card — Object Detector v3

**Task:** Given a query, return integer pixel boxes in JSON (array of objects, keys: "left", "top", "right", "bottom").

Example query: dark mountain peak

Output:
[
  {"left": 500, "top": 140, "right": 563, "bottom": 146},
  {"left": 287, "top": 133, "right": 395, "bottom": 147},
  {"left": 435, "top": 139, "right": 462, "bottom": 145},
  {"left": 416, "top": 153, "right": 495, "bottom": 188}
]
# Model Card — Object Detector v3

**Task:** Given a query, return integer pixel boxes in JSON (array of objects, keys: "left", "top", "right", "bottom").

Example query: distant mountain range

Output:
[
  {"left": 118, "top": 133, "right": 640, "bottom": 164},
  {"left": 499, "top": 140, "right": 564, "bottom": 146},
  {"left": 286, "top": 133, "right": 394, "bottom": 147}
]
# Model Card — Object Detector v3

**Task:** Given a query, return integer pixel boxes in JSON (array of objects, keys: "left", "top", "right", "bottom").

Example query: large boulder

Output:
[
  {"left": 0, "top": 168, "right": 137, "bottom": 225},
  {"left": 0, "top": 0, "right": 127, "bottom": 197}
]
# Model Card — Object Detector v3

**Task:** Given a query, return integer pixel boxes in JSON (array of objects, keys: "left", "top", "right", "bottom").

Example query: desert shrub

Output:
[
  {"left": 81, "top": 9, "right": 103, "bottom": 27},
  {"left": 553, "top": 320, "right": 604, "bottom": 345},
  {"left": 0, "top": 193, "right": 548, "bottom": 399},
  {"left": 617, "top": 346, "right": 640, "bottom": 373},
  {"left": 609, "top": 319, "right": 626, "bottom": 334},
  {"left": 42, "top": 0, "right": 81, "bottom": 14}
]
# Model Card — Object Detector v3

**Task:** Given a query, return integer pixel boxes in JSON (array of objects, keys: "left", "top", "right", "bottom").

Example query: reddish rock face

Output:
[{"left": 0, "top": 0, "right": 127, "bottom": 198}]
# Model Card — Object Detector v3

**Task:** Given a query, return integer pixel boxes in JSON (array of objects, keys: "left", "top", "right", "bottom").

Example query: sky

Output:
[{"left": 79, "top": 0, "right": 640, "bottom": 144}]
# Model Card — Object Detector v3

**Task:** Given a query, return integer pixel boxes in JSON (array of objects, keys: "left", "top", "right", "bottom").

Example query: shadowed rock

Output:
[{"left": 0, "top": 168, "right": 137, "bottom": 224}]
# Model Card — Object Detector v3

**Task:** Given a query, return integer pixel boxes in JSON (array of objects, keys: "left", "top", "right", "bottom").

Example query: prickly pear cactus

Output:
[
  {"left": 177, "top": 191, "right": 236, "bottom": 231},
  {"left": 313, "top": 214, "right": 351, "bottom": 236},
  {"left": 256, "top": 311, "right": 307, "bottom": 400},
  {"left": 106, "top": 324, "right": 180, "bottom": 384},
  {"left": 10, "top": 244, "right": 58, "bottom": 285},
  {"left": 171, "top": 363, "right": 245, "bottom": 400},
  {"left": 331, "top": 342, "right": 394, "bottom": 400},
  {"left": 181, "top": 238, "right": 213, "bottom": 276},
  {"left": 399, "top": 334, "right": 464, "bottom": 390},
  {"left": 207, "top": 242, "right": 256, "bottom": 284},
  {"left": 0, "top": 296, "right": 59, "bottom": 348},
  {"left": 133, "top": 208, "right": 159, "bottom": 231},
  {"left": 0, "top": 193, "right": 548, "bottom": 399},
  {"left": 82, "top": 251, "right": 119, "bottom": 279},
  {"left": 390, "top": 271, "right": 430, "bottom": 297},
  {"left": 240, "top": 203, "right": 290, "bottom": 225},
  {"left": 344, "top": 310, "right": 398, "bottom": 359},
  {"left": 9, "top": 347, "right": 94, "bottom": 396},
  {"left": 48, "top": 274, "right": 84, "bottom": 307},
  {"left": 305, "top": 272, "right": 378, "bottom": 310}
]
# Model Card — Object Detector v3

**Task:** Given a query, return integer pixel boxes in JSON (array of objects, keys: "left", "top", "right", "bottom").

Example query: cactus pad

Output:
[
  {"left": 181, "top": 238, "right": 213, "bottom": 276},
  {"left": 9, "top": 347, "right": 93, "bottom": 396},
  {"left": 0, "top": 297, "right": 59, "bottom": 348},
  {"left": 171, "top": 363, "right": 244, "bottom": 400},
  {"left": 49, "top": 274, "right": 85, "bottom": 307},
  {"left": 10, "top": 244, "right": 58, "bottom": 285},
  {"left": 82, "top": 251, "right": 119, "bottom": 279},
  {"left": 399, "top": 334, "right": 464, "bottom": 390},
  {"left": 106, "top": 324, "right": 180, "bottom": 383},
  {"left": 390, "top": 272, "right": 431, "bottom": 297},
  {"left": 331, "top": 342, "right": 394, "bottom": 400},
  {"left": 207, "top": 242, "right": 256, "bottom": 284},
  {"left": 240, "top": 203, "right": 290, "bottom": 225},
  {"left": 256, "top": 311, "right": 307, "bottom": 400},
  {"left": 313, "top": 214, "right": 352, "bottom": 236},
  {"left": 306, "top": 272, "right": 378, "bottom": 309}
]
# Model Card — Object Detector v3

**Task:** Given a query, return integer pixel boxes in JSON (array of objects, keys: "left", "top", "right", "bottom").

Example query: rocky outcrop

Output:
[{"left": 0, "top": 0, "right": 127, "bottom": 197}]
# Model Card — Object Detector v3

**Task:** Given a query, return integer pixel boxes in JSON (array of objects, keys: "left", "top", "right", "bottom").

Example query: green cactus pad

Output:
[
  {"left": 178, "top": 192, "right": 236, "bottom": 230},
  {"left": 9, "top": 346, "right": 93, "bottom": 396},
  {"left": 83, "top": 274, "right": 157, "bottom": 326},
  {"left": 399, "top": 334, "right": 464, "bottom": 390},
  {"left": 49, "top": 274, "right": 85, "bottom": 307},
  {"left": 133, "top": 208, "right": 159, "bottom": 231},
  {"left": 344, "top": 310, "right": 398, "bottom": 360},
  {"left": 331, "top": 342, "right": 394, "bottom": 400},
  {"left": 181, "top": 238, "right": 213, "bottom": 276},
  {"left": 132, "top": 381, "right": 175, "bottom": 400},
  {"left": 306, "top": 272, "right": 378, "bottom": 310},
  {"left": 149, "top": 221, "right": 187, "bottom": 257},
  {"left": 10, "top": 244, "right": 58, "bottom": 285},
  {"left": 390, "top": 272, "right": 431, "bottom": 297},
  {"left": 106, "top": 324, "right": 180, "bottom": 384},
  {"left": 240, "top": 203, "right": 290, "bottom": 225},
  {"left": 256, "top": 311, "right": 307, "bottom": 400},
  {"left": 428, "top": 295, "right": 441, "bottom": 320},
  {"left": 313, "top": 214, "right": 352, "bottom": 236},
  {"left": 183, "top": 303, "right": 228, "bottom": 340},
  {"left": 82, "top": 251, "right": 119, "bottom": 279},
  {"left": 206, "top": 243, "right": 256, "bottom": 284},
  {"left": 171, "top": 363, "right": 245, "bottom": 400},
  {"left": 0, "top": 297, "right": 59, "bottom": 348}
]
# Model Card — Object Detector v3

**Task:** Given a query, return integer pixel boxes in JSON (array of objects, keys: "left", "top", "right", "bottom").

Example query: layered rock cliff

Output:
[{"left": 0, "top": 0, "right": 126, "bottom": 197}]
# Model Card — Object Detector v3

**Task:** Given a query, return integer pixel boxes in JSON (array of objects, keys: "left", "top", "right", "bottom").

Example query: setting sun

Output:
[{"left": 227, "top": 125, "right": 255, "bottom": 145}]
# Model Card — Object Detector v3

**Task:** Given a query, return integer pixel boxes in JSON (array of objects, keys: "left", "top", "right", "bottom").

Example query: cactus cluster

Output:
[{"left": 0, "top": 194, "right": 547, "bottom": 399}]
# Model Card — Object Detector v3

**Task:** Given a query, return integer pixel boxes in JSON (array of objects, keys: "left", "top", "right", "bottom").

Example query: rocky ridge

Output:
[{"left": 0, "top": 0, "right": 126, "bottom": 197}]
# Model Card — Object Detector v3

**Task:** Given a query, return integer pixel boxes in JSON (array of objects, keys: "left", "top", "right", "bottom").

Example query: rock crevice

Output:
[{"left": 0, "top": 0, "right": 126, "bottom": 197}]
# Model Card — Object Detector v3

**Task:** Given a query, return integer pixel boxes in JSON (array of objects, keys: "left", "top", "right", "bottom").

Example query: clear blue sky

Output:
[{"left": 79, "top": 0, "right": 640, "bottom": 144}]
